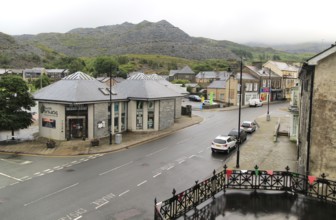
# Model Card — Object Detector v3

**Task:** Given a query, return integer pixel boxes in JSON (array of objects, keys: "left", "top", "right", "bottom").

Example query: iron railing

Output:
[{"left": 154, "top": 165, "right": 336, "bottom": 220}]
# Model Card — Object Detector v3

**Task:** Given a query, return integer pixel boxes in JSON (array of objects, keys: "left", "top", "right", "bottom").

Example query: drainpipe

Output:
[{"left": 306, "top": 66, "right": 315, "bottom": 176}]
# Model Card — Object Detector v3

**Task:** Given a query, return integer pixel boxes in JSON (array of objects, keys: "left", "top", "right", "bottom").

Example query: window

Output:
[
  {"left": 114, "top": 103, "right": 119, "bottom": 132},
  {"left": 254, "top": 83, "right": 258, "bottom": 91},
  {"left": 136, "top": 101, "right": 143, "bottom": 130},
  {"left": 121, "top": 102, "right": 126, "bottom": 131},
  {"left": 147, "top": 101, "right": 155, "bottom": 129}
]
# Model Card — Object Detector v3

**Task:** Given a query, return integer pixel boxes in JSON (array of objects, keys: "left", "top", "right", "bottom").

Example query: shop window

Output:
[
  {"left": 148, "top": 101, "right": 155, "bottom": 129},
  {"left": 136, "top": 101, "right": 143, "bottom": 130}
]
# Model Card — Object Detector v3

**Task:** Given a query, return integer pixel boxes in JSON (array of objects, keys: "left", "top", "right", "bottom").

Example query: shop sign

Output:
[{"left": 40, "top": 104, "right": 58, "bottom": 117}]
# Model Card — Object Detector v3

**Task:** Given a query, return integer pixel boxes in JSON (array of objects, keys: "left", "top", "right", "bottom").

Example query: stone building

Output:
[
  {"left": 298, "top": 43, "right": 336, "bottom": 179},
  {"left": 33, "top": 72, "right": 184, "bottom": 141}
]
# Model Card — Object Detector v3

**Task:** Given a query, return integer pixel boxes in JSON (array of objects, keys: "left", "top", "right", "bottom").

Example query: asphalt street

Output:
[{"left": 0, "top": 102, "right": 292, "bottom": 219}]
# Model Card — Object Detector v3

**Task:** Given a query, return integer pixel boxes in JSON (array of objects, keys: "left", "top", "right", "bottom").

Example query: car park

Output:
[
  {"left": 240, "top": 121, "right": 257, "bottom": 133},
  {"left": 249, "top": 99, "right": 263, "bottom": 107},
  {"left": 228, "top": 129, "right": 247, "bottom": 144},
  {"left": 189, "top": 95, "right": 202, "bottom": 102},
  {"left": 211, "top": 135, "right": 237, "bottom": 153}
]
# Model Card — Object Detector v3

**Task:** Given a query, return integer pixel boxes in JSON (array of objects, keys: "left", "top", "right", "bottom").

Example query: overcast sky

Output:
[{"left": 1, "top": 0, "right": 335, "bottom": 44}]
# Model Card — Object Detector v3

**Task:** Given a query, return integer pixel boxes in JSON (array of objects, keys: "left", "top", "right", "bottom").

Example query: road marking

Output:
[
  {"left": 24, "top": 183, "right": 79, "bottom": 206},
  {"left": 54, "top": 166, "right": 63, "bottom": 170},
  {"left": 167, "top": 166, "right": 174, "bottom": 170},
  {"left": 99, "top": 161, "right": 133, "bottom": 175},
  {"left": 119, "top": 190, "right": 130, "bottom": 197},
  {"left": 10, "top": 182, "right": 19, "bottom": 185},
  {"left": 0, "top": 172, "right": 22, "bottom": 181},
  {"left": 146, "top": 147, "right": 167, "bottom": 157},
  {"left": 20, "top": 176, "right": 31, "bottom": 181},
  {"left": 153, "top": 173, "right": 161, "bottom": 178},
  {"left": 189, "top": 155, "right": 196, "bottom": 159},
  {"left": 178, "top": 160, "right": 185, "bottom": 164},
  {"left": 137, "top": 180, "right": 147, "bottom": 186}
]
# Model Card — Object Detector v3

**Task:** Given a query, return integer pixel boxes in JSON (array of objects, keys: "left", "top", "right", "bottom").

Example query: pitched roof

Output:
[
  {"left": 207, "top": 80, "right": 226, "bottom": 89},
  {"left": 266, "top": 61, "right": 299, "bottom": 72},
  {"left": 34, "top": 71, "right": 126, "bottom": 103},
  {"left": 195, "top": 71, "right": 230, "bottom": 80},
  {"left": 169, "top": 65, "right": 194, "bottom": 76},
  {"left": 307, "top": 43, "right": 336, "bottom": 65}
]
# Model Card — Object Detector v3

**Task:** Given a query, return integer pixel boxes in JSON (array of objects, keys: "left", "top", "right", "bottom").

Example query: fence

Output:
[{"left": 154, "top": 164, "right": 336, "bottom": 220}]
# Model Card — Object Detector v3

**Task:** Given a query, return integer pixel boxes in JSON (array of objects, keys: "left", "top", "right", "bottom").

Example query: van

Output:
[{"left": 249, "top": 99, "right": 263, "bottom": 107}]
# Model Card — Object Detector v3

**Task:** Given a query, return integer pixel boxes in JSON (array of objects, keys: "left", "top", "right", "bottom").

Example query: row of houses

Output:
[
  {"left": 0, "top": 68, "right": 69, "bottom": 80},
  {"left": 169, "top": 61, "right": 300, "bottom": 106}
]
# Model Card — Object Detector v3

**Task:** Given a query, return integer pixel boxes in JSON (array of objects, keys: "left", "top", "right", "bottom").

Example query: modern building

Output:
[
  {"left": 298, "top": 43, "right": 336, "bottom": 179},
  {"left": 33, "top": 72, "right": 185, "bottom": 141}
]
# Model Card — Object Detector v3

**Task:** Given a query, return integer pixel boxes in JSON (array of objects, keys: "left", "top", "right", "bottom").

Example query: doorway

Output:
[{"left": 67, "top": 116, "right": 86, "bottom": 139}]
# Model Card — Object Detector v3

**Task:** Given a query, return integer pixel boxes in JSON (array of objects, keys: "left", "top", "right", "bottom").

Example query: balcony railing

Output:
[{"left": 154, "top": 165, "right": 336, "bottom": 220}]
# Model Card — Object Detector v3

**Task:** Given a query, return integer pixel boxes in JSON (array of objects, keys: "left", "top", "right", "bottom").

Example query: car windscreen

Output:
[
  {"left": 228, "top": 131, "right": 238, "bottom": 136},
  {"left": 213, "top": 139, "right": 226, "bottom": 144},
  {"left": 242, "top": 123, "right": 250, "bottom": 127}
]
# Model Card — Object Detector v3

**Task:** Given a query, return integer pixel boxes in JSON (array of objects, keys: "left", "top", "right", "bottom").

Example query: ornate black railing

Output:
[{"left": 154, "top": 165, "right": 336, "bottom": 220}]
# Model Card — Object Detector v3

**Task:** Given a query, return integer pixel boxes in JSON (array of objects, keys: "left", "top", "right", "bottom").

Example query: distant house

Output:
[
  {"left": 169, "top": 66, "right": 195, "bottom": 82},
  {"left": 235, "top": 72, "right": 259, "bottom": 105},
  {"left": 45, "top": 69, "right": 69, "bottom": 79},
  {"left": 23, "top": 68, "right": 46, "bottom": 80},
  {"left": 0, "top": 69, "right": 23, "bottom": 77},
  {"left": 263, "top": 61, "right": 299, "bottom": 100},
  {"left": 207, "top": 80, "right": 227, "bottom": 103},
  {"left": 298, "top": 43, "right": 336, "bottom": 179},
  {"left": 244, "top": 65, "right": 283, "bottom": 101},
  {"left": 195, "top": 71, "right": 230, "bottom": 85}
]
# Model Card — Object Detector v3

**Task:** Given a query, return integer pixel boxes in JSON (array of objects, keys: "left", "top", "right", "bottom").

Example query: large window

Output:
[
  {"left": 121, "top": 102, "right": 126, "bottom": 131},
  {"left": 147, "top": 101, "right": 155, "bottom": 129},
  {"left": 136, "top": 101, "right": 143, "bottom": 130},
  {"left": 114, "top": 103, "right": 119, "bottom": 132}
]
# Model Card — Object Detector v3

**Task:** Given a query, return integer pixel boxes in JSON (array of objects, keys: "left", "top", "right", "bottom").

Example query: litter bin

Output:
[{"left": 115, "top": 134, "right": 122, "bottom": 144}]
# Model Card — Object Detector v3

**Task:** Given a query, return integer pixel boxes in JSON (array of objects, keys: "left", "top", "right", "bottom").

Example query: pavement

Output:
[{"left": 0, "top": 104, "right": 298, "bottom": 173}]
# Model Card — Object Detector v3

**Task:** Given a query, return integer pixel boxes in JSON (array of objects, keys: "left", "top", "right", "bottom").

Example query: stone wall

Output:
[
  {"left": 93, "top": 103, "right": 109, "bottom": 138},
  {"left": 310, "top": 52, "right": 336, "bottom": 179},
  {"left": 159, "top": 99, "right": 175, "bottom": 130}
]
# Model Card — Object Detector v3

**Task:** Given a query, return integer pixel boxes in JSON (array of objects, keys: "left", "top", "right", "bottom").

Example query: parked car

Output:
[
  {"left": 189, "top": 95, "right": 202, "bottom": 102},
  {"left": 249, "top": 99, "right": 263, "bottom": 107},
  {"left": 240, "top": 121, "right": 257, "bottom": 133},
  {"left": 228, "top": 129, "right": 247, "bottom": 144},
  {"left": 203, "top": 99, "right": 218, "bottom": 105},
  {"left": 211, "top": 135, "right": 237, "bottom": 153}
]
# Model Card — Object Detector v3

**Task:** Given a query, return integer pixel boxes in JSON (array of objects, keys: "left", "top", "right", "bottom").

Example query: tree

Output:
[
  {"left": 33, "top": 74, "right": 51, "bottom": 89},
  {"left": 93, "top": 57, "right": 119, "bottom": 77},
  {"left": 0, "top": 75, "right": 36, "bottom": 139}
]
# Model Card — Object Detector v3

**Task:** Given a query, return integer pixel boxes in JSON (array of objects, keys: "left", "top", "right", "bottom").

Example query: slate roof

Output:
[
  {"left": 307, "top": 43, "right": 336, "bottom": 65},
  {"left": 169, "top": 65, "right": 195, "bottom": 76},
  {"left": 34, "top": 72, "right": 126, "bottom": 103},
  {"left": 207, "top": 80, "right": 226, "bottom": 89},
  {"left": 195, "top": 71, "right": 230, "bottom": 80},
  {"left": 266, "top": 61, "right": 299, "bottom": 72}
]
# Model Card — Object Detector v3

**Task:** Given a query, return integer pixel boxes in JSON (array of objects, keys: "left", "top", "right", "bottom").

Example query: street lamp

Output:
[
  {"left": 109, "top": 65, "right": 113, "bottom": 145},
  {"left": 267, "top": 69, "right": 271, "bottom": 121},
  {"left": 236, "top": 58, "right": 243, "bottom": 168}
]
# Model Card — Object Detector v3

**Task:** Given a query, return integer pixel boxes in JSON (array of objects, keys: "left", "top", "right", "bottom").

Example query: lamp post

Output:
[
  {"left": 109, "top": 65, "right": 112, "bottom": 145},
  {"left": 236, "top": 58, "right": 243, "bottom": 168},
  {"left": 266, "top": 69, "right": 271, "bottom": 121}
]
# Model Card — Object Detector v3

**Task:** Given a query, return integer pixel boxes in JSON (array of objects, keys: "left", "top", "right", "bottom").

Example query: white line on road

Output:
[
  {"left": 146, "top": 147, "right": 167, "bottom": 157},
  {"left": 153, "top": 173, "right": 161, "bottom": 178},
  {"left": 167, "top": 166, "right": 174, "bottom": 170},
  {"left": 0, "top": 172, "right": 22, "bottom": 181},
  {"left": 94, "top": 201, "right": 109, "bottom": 210},
  {"left": 119, "top": 190, "right": 130, "bottom": 197},
  {"left": 73, "top": 216, "right": 82, "bottom": 220},
  {"left": 189, "top": 155, "right": 196, "bottom": 159},
  {"left": 24, "top": 182, "right": 79, "bottom": 206},
  {"left": 99, "top": 161, "right": 133, "bottom": 175},
  {"left": 137, "top": 180, "right": 147, "bottom": 186},
  {"left": 178, "top": 160, "right": 185, "bottom": 164}
]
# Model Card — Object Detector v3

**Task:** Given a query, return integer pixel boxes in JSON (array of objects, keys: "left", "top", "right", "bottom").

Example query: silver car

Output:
[{"left": 240, "top": 121, "right": 257, "bottom": 133}]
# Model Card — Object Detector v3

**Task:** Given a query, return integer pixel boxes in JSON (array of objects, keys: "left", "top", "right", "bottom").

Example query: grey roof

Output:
[
  {"left": 207, "top": 80, "right": 226, "bottom": 89},
  {"left": 266, "top": 61, "right": 299, "bottom": 72},
  {"left": 169, "top": 65, "right": 194, "bottom": 76},
  {"left": 245, "top": 66, "right": 281, "bottom": 78},
  {"left": 196, "top": 71, "right": 230, "bottom": 80},
  {"left": 34, "top": 72, "right": 126, "bottom": 103},
  {"left": 235, "top": 72, "right": 259, "bottom": 80},
  {"left": 115, "top": 78, "right": 184, "bottom": 100}
]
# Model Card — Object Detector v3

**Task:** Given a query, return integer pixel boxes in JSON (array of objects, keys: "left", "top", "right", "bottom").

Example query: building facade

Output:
[
  {"left": 34, "top": 72, "right": 184, "bottom": 141},
  {"left": 298, "top": 44, "right": 336, "bottom": 179}
]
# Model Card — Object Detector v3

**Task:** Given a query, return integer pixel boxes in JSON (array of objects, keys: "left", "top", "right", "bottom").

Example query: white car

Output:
[
  {"left": 203, "top": 100, "right": 218, "bottom": 105},
  {"left": 249, "top": 99, "right": 263, "bottom": 107},
  {"left": 240, "top": 121, "right": 257, "bottom": 133},
  {"left": 211, "top": 135, "right": 237, "bottom": 153}
]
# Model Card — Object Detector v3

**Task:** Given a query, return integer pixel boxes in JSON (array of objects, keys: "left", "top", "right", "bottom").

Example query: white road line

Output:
[
  {"left": 167, "top": 166, "right": 174, "bottom": 170},
  {"left": 137, "top": 180, "right": 147, "bottom": 186},
  {"left": 54, "top": 166, "right": 63, "bottom": 170},
  {"left": 94, "top": 201, "right": 109, "bottom": 210},
  {"left": 146, "top": 147, "right": 167, "bottom": 157},
  {"left": 71, "top": 161, "right": 79, "bottom": 164},
  {"left": 119, "top": 190, "right": 130, "bottom": 197},
  {"left": 10, "top": 182, "right": 19, "bottom": 186},
  {"left": 99, "top": 161, "right": 133, "bottom": 175},
  {"left": 44, "top": 169, "right": 51, "bottom": 172},
  {"left": 189, "top": 155, "right": 196, "bottom": 159},
  {"left": 73, "top": 216, "right": 82, "bottom": 220},
  {"left": 24, "top": 182, "right": 79, "bottom": 206},
  {"left": 153, "top": 173, "right": 161, "bottom": 178},
  {"left": 0, "top": 172, "right": 22, "bottom": 181},
  {"left": 178, "top": 160, "right": 185, "bottom": 164}
]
